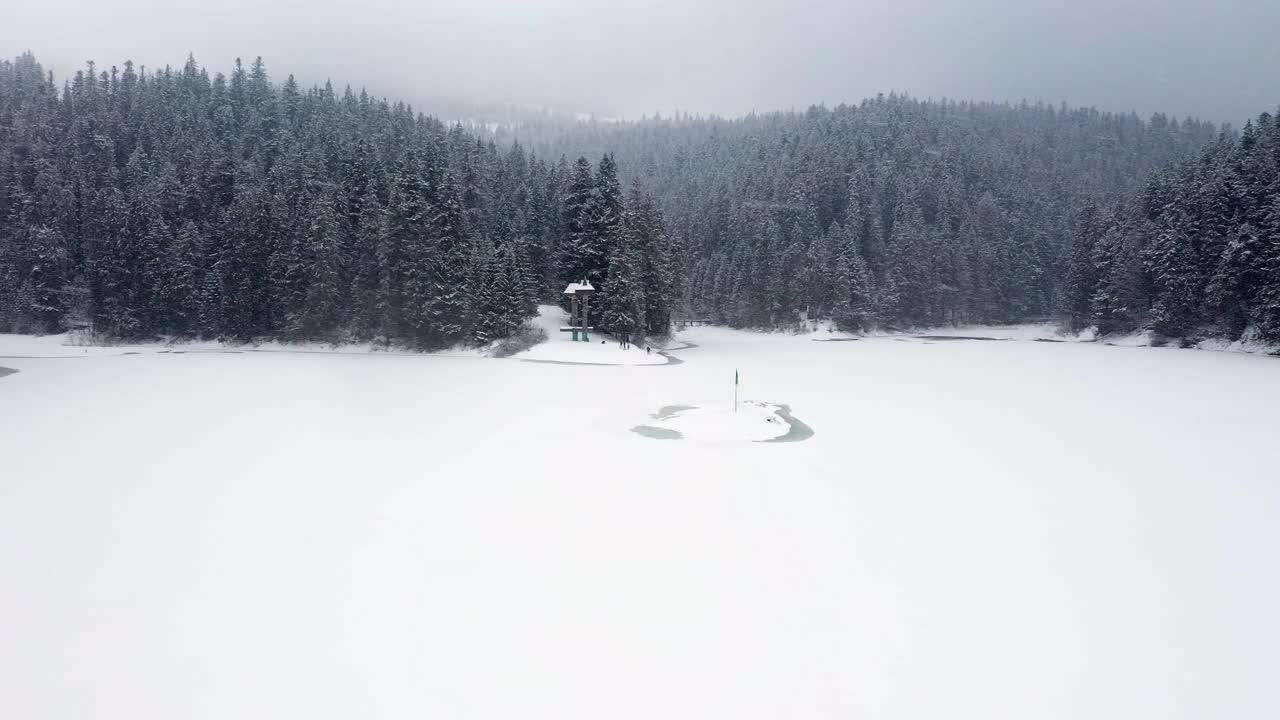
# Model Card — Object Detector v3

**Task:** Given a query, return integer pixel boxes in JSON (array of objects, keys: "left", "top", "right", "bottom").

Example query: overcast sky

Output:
[{"left": 4, "top": 0, "right": 1279, "bottom": 124}]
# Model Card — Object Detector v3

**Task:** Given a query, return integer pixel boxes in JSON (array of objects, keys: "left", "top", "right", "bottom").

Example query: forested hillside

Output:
[
  {"left": 0, "top": 53, "right": 677, "bottom": 346},
  {"left": 2, "top": 52, "right": 1234, "bottom": 345},
  {"left": 504, "top": 100, "right": 1220, "bottom": 329},
  {"left": 1063, "top": 110, "right": 1280, "bottom": 343}
]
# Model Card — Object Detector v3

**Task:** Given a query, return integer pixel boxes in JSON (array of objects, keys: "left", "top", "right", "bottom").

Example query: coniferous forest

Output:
[
  {"left": 1063, "top": 111, "right": 1280, "bottom": 342},
  {"left": 2, "top": 51, "right": 1277, "bottom": 345},
  {"left": 511, "top": 100, "right": 1222, "bottom": 331},
  {"left": 0, "top": 53, "right": 676, "bottom": 347}
]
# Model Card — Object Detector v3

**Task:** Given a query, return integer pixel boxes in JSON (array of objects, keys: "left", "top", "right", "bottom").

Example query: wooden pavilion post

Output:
[{"left": 570, "top": 296, "right": 580, "bottom": 341}]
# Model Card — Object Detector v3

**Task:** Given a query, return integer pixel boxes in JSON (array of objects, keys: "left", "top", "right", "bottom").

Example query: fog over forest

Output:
[{"left": 5, "top": 0, "right": 1279, "bottom": 123}]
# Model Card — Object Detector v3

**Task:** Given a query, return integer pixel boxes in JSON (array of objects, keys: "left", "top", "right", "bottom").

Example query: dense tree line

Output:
[
  {"left": 3, "top": 51, "right": 1242, "bottom": 344},
  {"left": 1062, "top": 110, "right": 1280, "bottom": 343},
  {"left": 555, "top": 154, "right": 679, "bottom": 340},
  {"left": 0, "top": 53, "right": 677, "bottom": 346},
  {"left": 499, "top": 98, "right": 1220, "bottom": 329}
]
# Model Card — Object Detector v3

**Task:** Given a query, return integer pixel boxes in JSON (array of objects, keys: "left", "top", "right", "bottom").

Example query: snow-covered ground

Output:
[
  {"left": 2, "top": 326, "right": 1279, "bottom": 720},
  {"left": 0, "top": 331, "right": 149, "bottom": 357},
  {"left": 0, "top": 331, "right": 486, "bottom": 358},
  {"left": 514, "top": 305, "right": 667, "bottom": 365},
  {"left": 1100, "top": 327, "right": 1280, "bottom": 355},
  {"left": 634, "top": 400, "right": 793, "bottom": 442}
]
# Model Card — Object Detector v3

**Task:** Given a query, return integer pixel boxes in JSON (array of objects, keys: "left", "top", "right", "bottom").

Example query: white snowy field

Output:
[{"left": 2, "top": 326, "right": 1279, "bottom": 720}]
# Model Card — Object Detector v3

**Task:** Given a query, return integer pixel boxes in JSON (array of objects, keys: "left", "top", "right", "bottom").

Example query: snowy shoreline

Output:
[{"left": 4, "top": 311, "right": 1278, "bottom": 364}]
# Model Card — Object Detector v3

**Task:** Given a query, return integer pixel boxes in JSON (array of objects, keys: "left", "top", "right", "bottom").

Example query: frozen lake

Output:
[{"left": 2, "top": 327, "right": 1278, "bottom": 720}]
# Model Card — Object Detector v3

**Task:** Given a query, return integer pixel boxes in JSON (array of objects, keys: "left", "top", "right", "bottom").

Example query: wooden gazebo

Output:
[{"left": 562, "top": 281, "right": 596, "bottom": 341}]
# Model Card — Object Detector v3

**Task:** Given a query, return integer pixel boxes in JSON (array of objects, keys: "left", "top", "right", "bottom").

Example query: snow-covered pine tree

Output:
[
  {"left": 1205, "top": 223, "right": 1265, "bottom": 339},
  {"left": 470, "top": 236, "right": 501, "bottom": 345},
  {"left": 1062, "top": 202, "right": 1103, "bottom": 331},
  {"left": 160, "top": 220, "right": 206, "bottom": 336},
  {"left": 420, "top": 161, "right": 470, "bottom": 348},
  {"left": 634, "top": 189, "right": 678, "bottom": 336},
  {"left": 9, "top": 225, "right": 68, "bottom": 333},
  {"left": 1089, "top": 221, "right": 1147, "bottom": 336},
  {"left": 590, "top": 154, "right": 625, "bottom": 287},
  {"left": 1145, "top": 226, "right": 1203, "bottom": 339},
  {"left": 497, "top": 243, "right": 531, "bottom": 337},
  {"left": 601, "top": 200, "right": 646, "bottom": 343},
  {"left": 830, "top": 222, "right": 873, "bottom": 332},
  {"left": 558, "top": 157, "right": 596, "bottom": 287},
  {"left": 349, "top": 189, "right": 386, "bottom": 339},
  {"left": 884, "top": 204, "right": 937, "bottom": 327},
  {"left": 1255, "top": 196, "right": 1280, "bottom": 341},
  {"left": 805, "top": 224, "right": 836, "bottom": 320},
  {"left": 296, "top": 187, "right": 343, "bottom": 337}
]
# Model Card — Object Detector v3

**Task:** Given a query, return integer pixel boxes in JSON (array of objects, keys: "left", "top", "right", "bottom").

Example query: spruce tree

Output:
[
  {"left": 1145, "top": 227, "right": 1202, "bottom": 338},
  {"left": 296, "top": 187, "right": 342, "bottom": 337},
  {"left": 496, "top": 244, "right": 530, "bottom": 336},
  {"left": 558, "top": 157, "right": 596, "bottom": 286},
  {"left": 830, "top": 222, "right": 874, "bottom": 331},
  {"left": 161, "top": 221, "right": 205, "bottom": 335},
  {"left": 590, "top": 153, "right": 624, "bottom": 286},
  {"left": 1062, "top": 202, "right": 1102, "bottom": 331},
  {"left": 1090, "top": 223, "right": 1145, "bottom": 336},
  {"left": 1205, "top": 224, "right": 1265, "bottom": 339},
  {"left": 601, "top": 203, "right": 646, "bottom": 343}
]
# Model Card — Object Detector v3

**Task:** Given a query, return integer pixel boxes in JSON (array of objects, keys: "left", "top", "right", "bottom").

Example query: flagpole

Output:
[{"left": 734, "top": 368, "right": 738, "bottom": 413}]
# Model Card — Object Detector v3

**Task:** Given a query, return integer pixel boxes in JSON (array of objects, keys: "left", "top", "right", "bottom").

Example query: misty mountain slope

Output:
[{"left": 501, "top": 98, "right": 1221, "bottom": 327}]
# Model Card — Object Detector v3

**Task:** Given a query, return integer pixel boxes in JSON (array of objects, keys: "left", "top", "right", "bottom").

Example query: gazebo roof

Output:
[{"left": 562, "top": 281, "right": 595, "bottom": 295}]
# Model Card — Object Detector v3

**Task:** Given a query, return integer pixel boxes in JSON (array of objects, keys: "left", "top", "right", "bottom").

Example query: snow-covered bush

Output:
[{"left": 490, "top": 323, "right": 548, "bottom": 358}]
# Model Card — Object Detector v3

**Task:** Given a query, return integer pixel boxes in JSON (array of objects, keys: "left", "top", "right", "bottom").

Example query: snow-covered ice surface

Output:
[
  {"left": 2, "top": 327, "right": 1279, "bottom": 720},
  {"left": 634, "top": 400, "right": 792, "bottom": 442}
]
